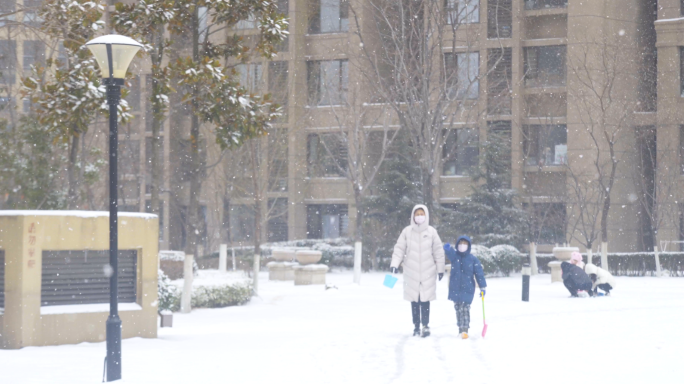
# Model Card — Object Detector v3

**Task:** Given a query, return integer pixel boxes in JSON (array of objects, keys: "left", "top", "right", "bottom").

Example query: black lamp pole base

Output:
[{"left": 105, "top": 314, "right": 122, "bottom": 381}]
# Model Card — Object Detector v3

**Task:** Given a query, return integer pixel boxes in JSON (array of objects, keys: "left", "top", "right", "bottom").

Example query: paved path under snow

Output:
[{"left": 1, "top": 272, "right": 683, "bottom": 383}]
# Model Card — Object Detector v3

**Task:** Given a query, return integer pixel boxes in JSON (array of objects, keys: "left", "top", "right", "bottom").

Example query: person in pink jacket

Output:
[{"left": 570, "top": 251, "right": 585, "bottom": 269}]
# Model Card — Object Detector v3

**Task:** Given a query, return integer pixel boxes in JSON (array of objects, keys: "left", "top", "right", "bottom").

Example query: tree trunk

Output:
[
  {"left": 249, "top": 141, "right": 262, "bottom": 295},
  {"left": 185, "top": 6, "right": 202, "bottom": 258},
  {"left": 67, "top": 133, "right": 80, "bottom": 209}
]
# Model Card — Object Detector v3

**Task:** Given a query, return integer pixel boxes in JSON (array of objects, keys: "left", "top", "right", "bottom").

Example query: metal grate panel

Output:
[{"left": 41, "top": 250, "right": 137, "bottom": 306}]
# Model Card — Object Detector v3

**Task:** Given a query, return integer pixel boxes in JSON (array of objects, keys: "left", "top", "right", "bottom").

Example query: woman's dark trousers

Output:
[{"left": 411, "top": 300, "right": 430, "bottom": 327}]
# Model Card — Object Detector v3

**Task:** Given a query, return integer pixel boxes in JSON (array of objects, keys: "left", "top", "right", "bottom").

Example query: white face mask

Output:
[
  {"left": 414, "top": 215, "right": 426, "bottom": 224},
  {"left": 458, "top": 244, "right": 468, "bottom": 253}
]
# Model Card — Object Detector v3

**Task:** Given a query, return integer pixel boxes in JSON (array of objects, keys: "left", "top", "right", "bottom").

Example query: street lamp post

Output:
[{"left": 86, "top": 35, "right": 142, "bottom": 382}]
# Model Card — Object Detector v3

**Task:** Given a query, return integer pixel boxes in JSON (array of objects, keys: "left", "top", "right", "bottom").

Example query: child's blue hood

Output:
[{"left": 456, "top": 235, "right": 472, "bottom": 256}]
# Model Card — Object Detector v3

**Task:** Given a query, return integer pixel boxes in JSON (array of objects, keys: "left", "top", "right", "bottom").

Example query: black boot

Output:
[
  {"left": 413, "top": 324, "right": 420, "bottom": 336},
  {"left": 421, "top": 325, "right": 430, "bottom": 338}
]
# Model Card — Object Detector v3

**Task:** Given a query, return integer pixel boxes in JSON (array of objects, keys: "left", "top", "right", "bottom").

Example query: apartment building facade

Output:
[{"left": 5, "top": 0, "right": 684, "bottom": 254}]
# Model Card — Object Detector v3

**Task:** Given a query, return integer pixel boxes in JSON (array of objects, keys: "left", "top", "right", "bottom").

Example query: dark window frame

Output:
[
  {"left": 307, "top": 59, "right": 349, "bottom": 106},
  {"left": 308, "top": 0, "right": 349, "bottom": 34},
  {"left": 442, "top": 128, "right": 480, "bottom": 176},
  {"left": 523, "top": 124, "right": 567, "bottom": 167},
  {"left": 307, "top": 204, "right": 349, "bottom": 239},
  {"left": 307, "top": 133, "right": 349, "bottom": 178},
  {"left": 524, "top": 45, "right": 566, "bottom": 88}
]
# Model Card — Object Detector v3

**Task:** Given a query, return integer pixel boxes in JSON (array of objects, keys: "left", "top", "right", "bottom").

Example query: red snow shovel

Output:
[{"left": 481, "top": 292, "right": 488, "bottom": 338}]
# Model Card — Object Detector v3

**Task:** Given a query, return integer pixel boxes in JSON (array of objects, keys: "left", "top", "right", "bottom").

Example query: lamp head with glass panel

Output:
[{"left": 85, "top": 34, "right": 142, "bottom": 85}]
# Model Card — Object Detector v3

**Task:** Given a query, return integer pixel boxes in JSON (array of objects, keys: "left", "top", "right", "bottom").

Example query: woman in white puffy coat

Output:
[
  {"left": 584, "top": 264, "right": 616, "bottom": 296},
  {"left": 390, "top": 204, "right": 445, "bottom": 337}
]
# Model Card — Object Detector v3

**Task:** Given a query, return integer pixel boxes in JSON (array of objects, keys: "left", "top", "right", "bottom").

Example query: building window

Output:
[
  {"left": 443, "top": 128, "right": 479, "bottom": 176},
  {"left": 268, "top": 130, "right": 288, "bottom": 192},
  {"left": 524, "top": 46, "right": 566, "bottom": 88},
  {"left": 487, "top": 48, "right": 512, "bottom": 115},
  {"left": 307, "top": 133, "right": 348, "bottom": 177},
  {"left": 41, "top": 250, "right": 137, "bottom": 306},
  {"left": 269, "top": 61, "right": 289, "bottom": 121},
  {"left": 236, "top": 13, "right": 256, "bottom": 29},
  {"left": 276, "top": 0, "right": 290, "bottom": 52},
  {"left": 445, "top": 52, "right": 479, "bottom": 99},
  {"left": 268, "top": 198, "right": 288, "bottom": 242},
  {"left": 307, "top": 204, "right": 348, "bottom": 239},
  {"left": 126, "top": 75, "right": 141, "bottom": 112},
  {"left": 23, "top": 40, "right": 45, "bottom": 71},
  {"left": 145, "top": 136, "right": 164, "bottom": 194},
  {"left": 523, "top": 124, "right": 567, "bottom": 166},
  {"left": 309, "top": 0, "right": 349, "bottom": 34},
  {"left": 236, "top": 63, "right": 262, "bottom": 93},
  {"left": 0, "top": 40, "right": 17, "bottom": 84},
  {"left": 446, "top": 0, "right": 479, "bottom": 24},
  {"left": 0, "top": 0, "right": 15, "bottom": 27},
  {"left": 229, "top": 204, "right": 255, "bottom": 242},
  {"left": 119, "top": 139, "right": 140, "bottom": 176},
  {"left": 524, "top": 0, "right": 567, "bottom": 10},
  {"left": 23, "top": 0, "right": 43, "bottom": 27},
  {"left": 487, "top": 0, "right": 512, "bottom": 38},
  {"left": 526, "top": 203, "right": 566, "bottom": 244},
  {"left": 307, "top": 59, "right": 348, "bottom": 106},
  {"left": 487, "top": 121, "right": 512, "bottom": 188}
]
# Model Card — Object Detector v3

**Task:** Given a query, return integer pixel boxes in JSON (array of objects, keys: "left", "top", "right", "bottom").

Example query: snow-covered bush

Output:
[
  {"left": 191, "top": 283, "right": 252, "bottom": 308},
  {"left": 490, "top": 245, "right": 523, "bottom": 276},
  {"left": 470, "top": 245, "right": 497, "bottom": 275},
  {"left": 158, "top": 269, "right": 180, "bottom": 313}
]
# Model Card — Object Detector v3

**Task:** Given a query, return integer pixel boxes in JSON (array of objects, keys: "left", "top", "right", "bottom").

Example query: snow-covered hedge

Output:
[
  {"left": 470, "top": 245, "right": 496, "bottom": 275},
  {"left": 157, "top": 269, "right": 252, "bottom": 312},
  {"left": 468, "top": 244, "right": 523, "bottom": 276},
  {"left": 490, "top": 245, "right": 523, "bottom": 277},
  {"left": 191, "top": 283, "right": 252, "bottom": 308}
]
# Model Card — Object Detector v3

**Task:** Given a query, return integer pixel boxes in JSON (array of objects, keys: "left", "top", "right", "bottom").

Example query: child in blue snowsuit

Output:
[{"left": 444, "top": 236, "right": 487, "bottom": 339}]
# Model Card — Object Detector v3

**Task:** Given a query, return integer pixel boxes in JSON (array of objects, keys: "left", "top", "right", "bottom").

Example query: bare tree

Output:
[
  {"left": 220, "top": 127, "right": 290, "bottom": 293},
  {"left": 565, "top": 33, "right": 636, "bottom": 254},
  {"left": 304, "top": 78, "right": 399, "bottom": 254},
  {"left": 349, "top": 0, "right": 492, "bottom": 210}
]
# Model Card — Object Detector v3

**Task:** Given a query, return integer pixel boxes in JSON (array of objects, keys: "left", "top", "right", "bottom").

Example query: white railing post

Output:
[
  {"left": 232, "top": 247, "right": 236, "bottom": 271},
  {"left": 654, "top": 246, "right": 662, "bottom": 277},
  {"left": 353, "top": 242, "right": 362, "bottom": 284},
  {"left": 529, "top": 242, "right": 538, "bottom": 276},
  {"left": 181, "top": 254, "right": 194, "bottom": 313},
  {"left": 219, "top": 244, "right": 227, "bottom": 273}
]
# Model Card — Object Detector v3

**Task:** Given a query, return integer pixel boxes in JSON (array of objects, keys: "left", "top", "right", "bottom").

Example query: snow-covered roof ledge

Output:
[
  {"left": 0, "top": 210, "right": 158, "bottom": 219},
  {"left": 655, "top": 17, "right": 684, "bottom": 23}
]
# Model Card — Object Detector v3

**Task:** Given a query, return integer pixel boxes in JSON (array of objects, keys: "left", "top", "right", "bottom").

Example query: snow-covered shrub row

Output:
[
  {"left": 469, "top": 244, "right": 523, "bottom": 276},
  {"left": 191, "top": 283, "right": 252, "bottom": 309},
  {"left": 490, "top": 245, "right": 523, "bottom": 277},
  {"left": 157, "top": 269, "right": 252, "bottom": 312}
]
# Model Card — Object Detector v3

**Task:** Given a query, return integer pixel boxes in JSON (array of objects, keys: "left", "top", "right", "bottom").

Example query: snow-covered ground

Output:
[{"left": 2, "top": 272, "right": 683, "bottom": 384}]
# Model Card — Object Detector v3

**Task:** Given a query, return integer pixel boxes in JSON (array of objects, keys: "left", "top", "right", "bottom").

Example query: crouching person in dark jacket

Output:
[
  {"left": 444, "top": 236, "right": 486, "bottom": 339},
  {"left": 561, "top": 261, "right": 593, "bottom": 297}
]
